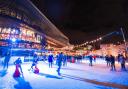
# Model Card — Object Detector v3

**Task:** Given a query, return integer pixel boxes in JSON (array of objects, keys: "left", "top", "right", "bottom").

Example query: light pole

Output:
[{"left": 120, "top": 27, "right": 127, "bottom": 57}]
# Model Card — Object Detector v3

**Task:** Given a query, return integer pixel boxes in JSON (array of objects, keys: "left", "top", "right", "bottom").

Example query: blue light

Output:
[{"left": 12, "top": 38, "right": 16, "bottom": 42}]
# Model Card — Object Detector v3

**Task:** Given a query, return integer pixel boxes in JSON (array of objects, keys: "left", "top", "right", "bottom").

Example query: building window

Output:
[
  {"left": 16, "top": 13, "right": 22, "bottom": 20},
  {"left": 0, "top": 27, "right": 1, "bottom": 33},
  {"left": 10, "top": 11, "right": 16, "bottom": 17}
]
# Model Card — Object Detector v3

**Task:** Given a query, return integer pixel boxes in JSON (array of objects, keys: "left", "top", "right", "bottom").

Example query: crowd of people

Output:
[
  {"left": 1, "top": 51, "right": 68, "bottom": 77},
  {"left": 105, "top": 54, "right": 127, "bottom": 71},
  {"left": 0, "top": 50, "right": 127, "bottom": 78},
  {"left": 86, "top": 54, "right": 127, "bottom": 71}
]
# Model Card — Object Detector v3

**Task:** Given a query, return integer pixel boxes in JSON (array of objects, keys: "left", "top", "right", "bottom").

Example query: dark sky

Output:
[{"left": 30, "top": 0, "right": 128, "bottom": 45}]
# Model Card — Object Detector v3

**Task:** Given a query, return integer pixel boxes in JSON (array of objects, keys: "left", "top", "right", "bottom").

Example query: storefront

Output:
[{"left": 0, "top": 24, "right": 43, "bottom": 49}]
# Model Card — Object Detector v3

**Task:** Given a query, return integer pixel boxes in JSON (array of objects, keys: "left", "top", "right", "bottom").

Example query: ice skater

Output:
[
  {"left": 105, "top": 55, "right": 111, "bottom": 67},
  {"left": 89, "top": 55, "right": 93, "bottom": 66},
  {"left": 28, "top": 55, "right": 39, "bottom": 72},
  {"left": 3, "top": 52, "right": 11, "bottom": 70},
  {"left": 13, "top": 57, "right": 23, "bottom": 77},
  {"left": 48, "top": 53, "right": 54, "bottom": 68},
  {"left": 63, "top": 54, "right": 67, "bottom": 66},
  {"left": 110, "top": 55, "right": 116, "bottom": 71},
  {"left": 56, "top": 52, "right": 63, "bottom": 76},
  {"left": 118, "top": 54, "right": 126, "bottom": 71}
]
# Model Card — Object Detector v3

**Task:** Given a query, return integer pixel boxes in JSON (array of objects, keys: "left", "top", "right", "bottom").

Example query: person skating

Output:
[
  {"left": 118, "top": 54, "right": 126, "bottom": 71},
  {"left": 56, "top": 52, "right": 63, "bottom": 76},
  {"left": 89, "top": 55, "right": 93, "bottom": 66},
  {"left": 110, "top": 55, "right": 116, "bottom": 71},
  {"left": 13, "top": 58, "right": 23, "bottom": 77},
  {"left": 48, "top": 53, "right": 54, "bottom": 68},
  {"left": 105, "top": 55, "right": 111, "bottom": 67},
  {"left": 63, "top": 54, "right": 67, "bottom": 66},
  {"left": 33, "top": 65, "right": 39, "bottom": 74},
  {"left": 93, "top": 55, "right": 96, "bottom": 62},
  {"left": 28, "top": 56, "right": 38, "bottom": 71},
  {"left": 3, "top": 52, "right": 11, "bottom": 70}
]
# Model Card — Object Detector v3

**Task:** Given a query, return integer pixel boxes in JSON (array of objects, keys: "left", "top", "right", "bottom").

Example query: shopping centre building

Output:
[{"left": 0, "top": 0, "right": 70, "bottom": 57}]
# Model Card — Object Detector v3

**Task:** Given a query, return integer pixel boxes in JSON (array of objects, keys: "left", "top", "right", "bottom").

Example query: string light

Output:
[
  {"left": 74, "top": 37, "right": 103, "bottom": 48},
  {"left": 74, "top": 30, "right": 121, "bottom": 48}
]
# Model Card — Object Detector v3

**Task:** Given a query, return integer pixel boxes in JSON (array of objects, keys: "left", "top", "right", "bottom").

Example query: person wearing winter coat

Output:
[
  {"left": 56, "top": 52, "right": 63, "bottom": 75},
  {"left": 118, "top": 55, "right": 126, "bottom": 71},
  {"left": 13, "top": 58, "right": 23, "bottom": 77},
  {"left": 48, "top": 54, "right": 54, "bottom": 68},
  {"left": 110, "top": 55, "right": 116, "bottom": 71}
]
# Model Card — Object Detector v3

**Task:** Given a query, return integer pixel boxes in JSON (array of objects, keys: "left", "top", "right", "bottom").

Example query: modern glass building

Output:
[{"left": 0, "top": 0, "right": 69, "bottom": 56}]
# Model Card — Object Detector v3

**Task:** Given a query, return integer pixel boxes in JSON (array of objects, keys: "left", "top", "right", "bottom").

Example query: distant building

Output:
[{"left": 91, "top": 43, "right": 128, "bottom": 57}]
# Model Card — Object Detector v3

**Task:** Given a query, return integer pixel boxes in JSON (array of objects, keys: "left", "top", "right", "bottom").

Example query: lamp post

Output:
[{"left": 120, "top": 27, "right": 127, "bottom": 57}]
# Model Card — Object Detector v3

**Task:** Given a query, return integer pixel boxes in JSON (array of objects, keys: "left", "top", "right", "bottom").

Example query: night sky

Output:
[{"left": 30, "top": 0, "right": 128, "bottom": 45}]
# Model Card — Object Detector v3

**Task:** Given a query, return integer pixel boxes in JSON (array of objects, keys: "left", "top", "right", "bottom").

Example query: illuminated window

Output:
[
  {"left": 6, "top": 28, "right": 11, "bottom": 34},
  {"left": 11, "top": 11, "right": 16, "bottom": 17},
  {"left": 2, "top": 28, "right": 7, "bottom": 33},
  {"left": 26, "top": 30, "right": 30, "bottom": 36},
  {"left": 10, "top": 29, "right": 16, "bottom": 34},
  {"left": 40, "top": 36, "right": 42, "bottom": 40},
  {"left": 4, "top": 9, "right": 10, "bottom": 15},
  {"left": 22, "top": 29, "right": 26, "bottom": 35},
  {"left": 17, "top": 13, "right": 22, "bottom": 19},
  {"left": 1, "top": 9, "right": 6, "bottom": 14},
  {"left": 15, "top": 29, "right": 18, "bottom": 34},
  {"left": 36, "top": 35, "right": 41, "bottom": 43},
  {"left": 0, "top": 9, "right": 2, "bottom": 13},
  {"left": 0, "top": 27, "right": 1, "bottom": 33}
]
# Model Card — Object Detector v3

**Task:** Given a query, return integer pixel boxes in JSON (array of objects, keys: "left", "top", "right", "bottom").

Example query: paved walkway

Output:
[{"left": 0, "top": 60, "right": 128, "bottom": 89}]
